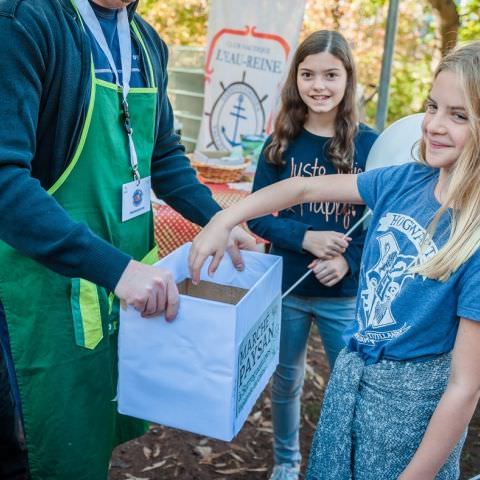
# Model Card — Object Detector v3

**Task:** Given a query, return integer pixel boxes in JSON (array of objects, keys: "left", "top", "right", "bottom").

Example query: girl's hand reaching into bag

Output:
[{"left": 188, "top": 211, "right": 235, "bottom": 284}]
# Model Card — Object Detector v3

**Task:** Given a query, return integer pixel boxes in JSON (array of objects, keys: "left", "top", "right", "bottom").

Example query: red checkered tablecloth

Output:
[{"left": 153, "top": 184, "right": 250, "bottom": 259}]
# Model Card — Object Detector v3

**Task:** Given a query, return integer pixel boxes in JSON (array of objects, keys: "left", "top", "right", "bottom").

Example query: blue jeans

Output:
[{"left": 271, "top": 294, "right": 356, "bottom": 466}]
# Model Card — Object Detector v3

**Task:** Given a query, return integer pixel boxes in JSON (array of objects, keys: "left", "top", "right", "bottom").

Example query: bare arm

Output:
[
  {"left": 399, "top": 318, "right": 480, "bottom": 480},
  {"left": 189, "top": 174, "right": 362, "bottom": 282}
]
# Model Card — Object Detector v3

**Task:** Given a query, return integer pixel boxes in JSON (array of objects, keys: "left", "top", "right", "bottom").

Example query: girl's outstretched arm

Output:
[
  {"left": 188, "top": 173, "right": 362, "bottom": 283},
  {"left": 399, "top": 318, "right": 480, "bottom": 480}
]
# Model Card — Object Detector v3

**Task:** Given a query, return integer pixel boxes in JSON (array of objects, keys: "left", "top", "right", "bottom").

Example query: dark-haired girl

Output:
[{"left": 246, "top": 30, "right": 378, "bottom": 480}]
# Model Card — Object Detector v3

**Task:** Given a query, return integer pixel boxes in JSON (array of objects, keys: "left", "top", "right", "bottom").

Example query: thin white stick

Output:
[{"left": 281, "top": 209, "right": 372, "bottom": 299}]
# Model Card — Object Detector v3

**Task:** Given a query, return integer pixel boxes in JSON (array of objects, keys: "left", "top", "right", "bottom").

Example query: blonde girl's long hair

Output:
[
  {"left": 264, "top": 30, "right": 359, "bottom": 172},
  {"left": 415, "top": 41, "right": 480, "bottom": 281}
]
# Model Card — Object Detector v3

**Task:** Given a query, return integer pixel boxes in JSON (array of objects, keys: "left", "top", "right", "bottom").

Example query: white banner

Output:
[{"left": 197, "top": 0, "right": 306, "bottom": 151}]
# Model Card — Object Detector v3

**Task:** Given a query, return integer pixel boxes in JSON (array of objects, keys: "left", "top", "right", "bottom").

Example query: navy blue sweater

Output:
[
  {"left": 247, "top": 125, "right": 378, "bottom": 297},
  {"left": 0, "top": 0, "right": 220, "bottom": 292}
]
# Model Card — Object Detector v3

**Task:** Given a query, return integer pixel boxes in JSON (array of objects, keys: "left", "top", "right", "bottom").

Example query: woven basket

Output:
[{"left": 191, "top": 158, "right": 251, "bottom": 183}]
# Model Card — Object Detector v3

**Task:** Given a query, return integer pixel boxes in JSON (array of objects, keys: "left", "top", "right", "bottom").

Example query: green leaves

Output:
[
  {"left": 459, "top": 0, "right": 480, "bottom": 42},
  {"left": 138, "top": 0, "right": 208, "bottom": 46}
]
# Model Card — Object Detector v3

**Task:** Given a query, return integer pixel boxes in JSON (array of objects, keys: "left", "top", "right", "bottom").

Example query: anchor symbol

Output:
[
  {"left": 206, "top": 73, "right": 267, "bottom": 150},
  {"left": 221, "top": 94, "right": 247, "bottom": 147}
]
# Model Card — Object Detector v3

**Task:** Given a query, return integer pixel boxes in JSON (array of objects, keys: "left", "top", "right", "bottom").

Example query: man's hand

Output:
[
  {"left": 226, "top": 225, "right": 257, "bottom": 271},
  {"left": 114, "top": 260, "right": 179, "bottom": 321},
  {"left": 309, "top": 255, "right": 350, "bottom": 287},
  {"left": 302, "top": 230, "right": 351, "bottom": 260}
]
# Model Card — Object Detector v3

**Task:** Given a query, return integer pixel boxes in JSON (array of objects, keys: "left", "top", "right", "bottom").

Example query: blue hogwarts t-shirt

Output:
[{"left": 345, "top": 162, "right": 480, "bottom": 365}]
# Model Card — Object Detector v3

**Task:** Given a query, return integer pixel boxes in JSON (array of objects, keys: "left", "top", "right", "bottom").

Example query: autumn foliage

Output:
[{"left": 138, "top": 0, "right": 480, "bottom": 125}]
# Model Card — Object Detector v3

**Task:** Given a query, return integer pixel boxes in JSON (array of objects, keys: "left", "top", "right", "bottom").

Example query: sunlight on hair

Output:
[{"left": 412, "top": 41, "right": 480, "bottom": 281}]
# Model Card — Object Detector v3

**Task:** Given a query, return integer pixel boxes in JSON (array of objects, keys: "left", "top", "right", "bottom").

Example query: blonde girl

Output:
[{"left": 189, "top": 41, "right": 480, "bottom": 479}]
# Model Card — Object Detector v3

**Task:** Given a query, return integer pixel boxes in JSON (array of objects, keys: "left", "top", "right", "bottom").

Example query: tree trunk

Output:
[{"left": 427, "top": 0, "right": 460, "bottom": 56}]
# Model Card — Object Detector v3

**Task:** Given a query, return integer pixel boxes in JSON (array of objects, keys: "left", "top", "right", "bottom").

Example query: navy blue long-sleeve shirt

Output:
[{"left": 247, "top": 125, "right": 378, "bottom": 297}]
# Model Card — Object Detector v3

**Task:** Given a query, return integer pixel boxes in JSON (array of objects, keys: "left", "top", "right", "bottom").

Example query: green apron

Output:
[{"left": 0, "top": 21, "right": 158, "bottom": 480}]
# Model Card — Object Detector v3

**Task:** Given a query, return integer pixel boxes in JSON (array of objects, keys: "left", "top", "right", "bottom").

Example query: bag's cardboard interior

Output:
[{"left": 178, "top": 279, "right": 248, "bottom": 305}]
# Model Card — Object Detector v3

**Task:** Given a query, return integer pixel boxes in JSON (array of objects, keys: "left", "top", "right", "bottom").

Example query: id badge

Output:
[{"left": 121, "top": 176, "right": 151, "bottom": 222}]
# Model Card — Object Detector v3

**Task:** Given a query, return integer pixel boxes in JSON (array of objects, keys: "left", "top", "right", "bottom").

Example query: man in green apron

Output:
[{"left": 0, "top": 0, "right": 254, "bottom": 478}]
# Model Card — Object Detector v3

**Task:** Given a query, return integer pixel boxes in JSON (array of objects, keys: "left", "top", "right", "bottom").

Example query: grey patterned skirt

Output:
[{"left": 306, "top": 349, "right": 466, "bottom": 480}]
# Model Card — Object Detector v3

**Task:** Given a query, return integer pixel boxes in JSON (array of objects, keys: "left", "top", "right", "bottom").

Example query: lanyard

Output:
[{"left": 74, "top": 0, "right": 140, "bottom": 182}]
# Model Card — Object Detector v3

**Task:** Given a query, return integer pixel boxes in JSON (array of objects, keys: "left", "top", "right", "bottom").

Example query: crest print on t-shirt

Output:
[{"left": 355, "top": 212, "right": 438, "bottom": 346}]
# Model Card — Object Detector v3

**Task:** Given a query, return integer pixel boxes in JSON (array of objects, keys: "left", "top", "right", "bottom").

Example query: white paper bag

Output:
[{"left": 117, "top": 243, "right": 282, "bottom": 441}]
